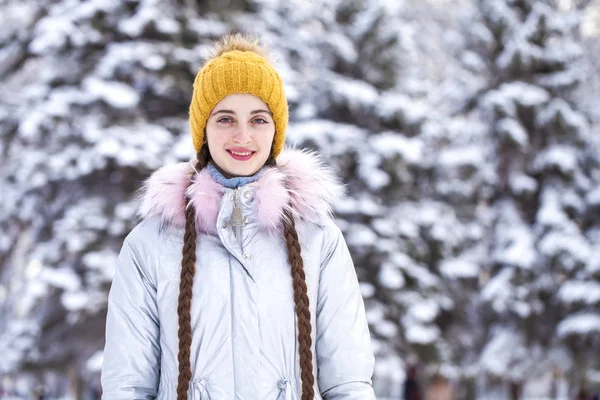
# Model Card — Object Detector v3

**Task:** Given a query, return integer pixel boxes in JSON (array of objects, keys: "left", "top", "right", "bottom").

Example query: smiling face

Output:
[{"left": 205, "top": 93, "right": 276, "bottom": 177}]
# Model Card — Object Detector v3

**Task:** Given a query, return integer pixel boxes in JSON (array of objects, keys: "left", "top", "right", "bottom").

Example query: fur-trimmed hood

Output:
[{"left": 138, "top": 149, "right": 344, "bottom": 233}]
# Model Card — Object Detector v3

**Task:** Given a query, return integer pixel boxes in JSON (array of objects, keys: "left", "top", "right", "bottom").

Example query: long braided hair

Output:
[{"left": 176, "top": 144, "right": 315, "bottom": 400}]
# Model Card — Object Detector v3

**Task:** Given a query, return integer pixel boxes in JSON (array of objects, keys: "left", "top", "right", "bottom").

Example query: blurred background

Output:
[{"left": 1, "top": 0, "right": 599, "bottom": 399}]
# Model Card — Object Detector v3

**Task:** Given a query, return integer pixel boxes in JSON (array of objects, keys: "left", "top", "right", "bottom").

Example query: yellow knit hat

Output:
[{"left": 189, "top": 35, "right": 288, "bottom": 158}]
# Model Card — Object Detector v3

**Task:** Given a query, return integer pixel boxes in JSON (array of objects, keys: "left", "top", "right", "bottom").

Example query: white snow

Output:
[
  {"left": 359, "top": 282, "right": 376, "bottom": 298},
  {"left": 497, "top": 118, "right": 528, "bottom": 147},
  {"left": 15, "top": 280, "right": 48, "bottom": 318},
  {"left": 493, "top": 202, "right": 536, "bottom": 269},
  {"left": 330, "top": 76, "right": 379, "bottom": 110},
  {"left": 440, "top": 258, "right": 479, "bottom": 278},
  {"left": 142, "top": 54, "right": 166, "bottom": 70},
  {"left": 497, "top": 34, "right": 544, "bottom": 75},
  {"left": 83, "top": 77, "right": 140, "bottom": 109},
  {"left": 287, "top": 120, "right": 367, "bottom": 155},
  {"left": 61, "top": 291, "right": 90, "bottom": 312},
  {"left": 557, "top": 313, "right": 600, "bottom": 337},
  {"left": 377, "top": 319, "right": 399, "bottom": 338},
  {"left": 356, "top": 196, "right": 385, "bottom": 216},
  {"left": 187, "top": 19, "right": 229, "bottom": 37},
  {"left": 86, "top": 350, "right": 104, "bottom": 372},
  {"left": 497, "top": 228, "right": 535, "bottom": 269},
  {"left": 391, "top": 253, "right": 440, "bottom": 288},
  {"left": 439, "top": 145, "right": 484, "bottom": 169},
  {"left": 461, "top": 50, "right": 487, "bottom": 72},
  {"left": 539, "top": 231, "right": 591, "bottom": 270},
  {"left": 558, "top": 280, "right": 600, "bottom": 305},
  {"left": 358, "top": 153, "right": 390, "bottom": 190},
  {"left": 371, "top": 132, "right": 423, "bottom": 164},
  {"left": 118, "top": 4, "right": 179, "bottom": 37},
  {"left": 0, "top": 320, "right": 39, "bottom": 373},
  {"left": 481, "top": 268, "right": 514, "bottom": 312},
  {"left": 482, "top": 82, "right": 550, "bottom": 118},
  {"left": 509, "top": 173, "right": 538, "bottom": 194},
  {"left": 408, "top": 300, "right": 439, "bottom": 323},
  {"left": 97, "top": 137, "right": 121, "bottom": 157},
  {"left": 24, "top": 259, "right": 43, "bottom": 280},
  {"left": 537, "top": 189, "right": 570, "bottom": 227},
  {"left": 536, "top": 98, "right": 589, "bottom": 138},
  {"left": 586, "top": 187, "right": 600, "bottom": 206},
  {"left": 379, "top": 263, "right": 406, "bottom": 290},
  {"left": 480, "top": 329, "right": 529, "bottom": 378},
  {"left": 365, "top": 303, "right": 386, "bottom": 326},
  {"left": 404, "top": 323, "right": 440, "bottom": 344},
  {"left": 588, "top": 369, "right": 600, "bottom": 384},
  {"left": 532, "top": 145, "right": 578, "bottom": 176},
  {"left": 588, "top": 246, "right": 600, "bottom": 274},
  {"left": 371, "top": 218, "right": 398, "bottom": 237},
  {"left": 40, "top": 267, "right": 81, "bottom": 291},
  {"left": 378, "top": 93, "right": 430, "bottom": 127},
  {"left": 561, "top": 190, "right": 584, "bottom": 214},
  {"left": 29, "top": 15, "right": 73, "bottom": 54},
  {"left": 346, "top": 224, "right": 378, "bottom": 247},
  {"left": 537, "top": 69, "right": 584, "bottom": 92},
  {"left": 324, "top": 32, "right": 357, "bottom": 64}
]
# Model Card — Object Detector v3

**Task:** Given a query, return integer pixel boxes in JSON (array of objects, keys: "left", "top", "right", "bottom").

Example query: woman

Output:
[{"left": 100, "top": 34, "right": 375, "bottom": 400}]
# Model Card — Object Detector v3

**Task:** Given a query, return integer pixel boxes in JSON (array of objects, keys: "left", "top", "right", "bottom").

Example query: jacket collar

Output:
[{"left": 138, "top": 148, "right": 344, "bottom": 233}]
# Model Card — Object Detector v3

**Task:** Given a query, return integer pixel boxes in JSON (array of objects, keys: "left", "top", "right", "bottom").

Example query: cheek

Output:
[
  {"left": 206, "top": 128, "right": 226, "bottom": 146},
  {"left": 259, "top": 129, "right": 276, "bottom": 149}
]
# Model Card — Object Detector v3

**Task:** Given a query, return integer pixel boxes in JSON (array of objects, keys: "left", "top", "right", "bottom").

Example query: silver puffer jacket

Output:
[{"left": 101, "top": 149, "right": 375, "bottom": 399}]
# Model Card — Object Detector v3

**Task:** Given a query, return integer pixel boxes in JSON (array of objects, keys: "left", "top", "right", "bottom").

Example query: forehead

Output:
[{"left": 213, "top": 93, "right": 269, "bottom": 111}]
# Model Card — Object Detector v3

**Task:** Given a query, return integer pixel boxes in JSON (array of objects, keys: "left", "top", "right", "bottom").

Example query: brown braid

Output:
[
  {"left": 176, "top": 144, "right": 210, "bottom": 400},
  {"left": 265, "top": 153, "right": 276, "bottom": 167},
  {"left": 282, "top": 209, "right": 315, "bottom": 399}
]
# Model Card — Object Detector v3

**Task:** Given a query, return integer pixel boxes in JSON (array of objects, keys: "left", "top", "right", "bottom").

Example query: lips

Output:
[{"left": 227, "top": 148, "right": 255, "bottom": 161}]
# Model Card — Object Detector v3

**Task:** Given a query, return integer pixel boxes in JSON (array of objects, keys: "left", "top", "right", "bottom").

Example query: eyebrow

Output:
[{"left": 211, "top": 109, "right": 273, "bottom": 116}]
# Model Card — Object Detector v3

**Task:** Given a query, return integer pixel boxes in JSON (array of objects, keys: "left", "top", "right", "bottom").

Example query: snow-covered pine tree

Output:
[{"left": 460, "top": 0, "right": 600, "bottom": 394}]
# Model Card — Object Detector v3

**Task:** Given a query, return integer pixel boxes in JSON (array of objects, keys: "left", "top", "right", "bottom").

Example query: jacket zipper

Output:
[{"left": 231, "top": 188, "right": 243, "bottom": 247}]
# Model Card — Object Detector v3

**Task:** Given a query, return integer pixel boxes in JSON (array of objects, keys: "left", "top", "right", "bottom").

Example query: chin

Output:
[{"left": 227, "top": 164, "right": 259, "bottom": 177}]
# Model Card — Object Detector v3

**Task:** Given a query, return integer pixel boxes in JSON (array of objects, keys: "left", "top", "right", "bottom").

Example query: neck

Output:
[
  {"left": 206, "top": 162, "right": 264, "bottom": 189},
  {"left": 210, "top": 162, "right": 236, "bottom": 179}
]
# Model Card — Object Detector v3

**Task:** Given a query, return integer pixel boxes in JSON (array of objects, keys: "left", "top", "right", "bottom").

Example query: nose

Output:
[{"left": 232, "top": 123, "right": 251, "bottom": 144}]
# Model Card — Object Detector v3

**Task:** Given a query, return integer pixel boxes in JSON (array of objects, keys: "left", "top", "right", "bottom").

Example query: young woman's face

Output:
[{"left": 205, "top": 93, "right": 275, "bottom": 176}]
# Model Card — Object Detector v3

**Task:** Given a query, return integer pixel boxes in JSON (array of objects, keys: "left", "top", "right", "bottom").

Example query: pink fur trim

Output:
[
  {"left": 138, "top": 149, "right": 344, "bottom": 232},
  {"left": 253, "top": 167, "right": 291, "bottom": 230},
  {"left": 138, "top": 161, "right": 193, "bottom": 228},
  {"left": 187, "top": 168, "right": 225, "bottom": 233},
  {"left": 276, "top": 149, "right": 345, "bottom": 225}
]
